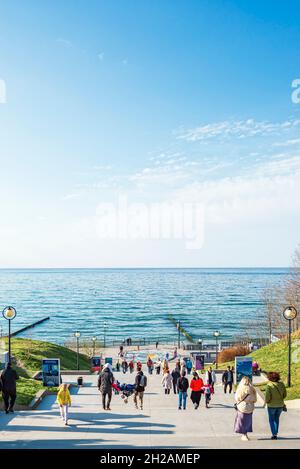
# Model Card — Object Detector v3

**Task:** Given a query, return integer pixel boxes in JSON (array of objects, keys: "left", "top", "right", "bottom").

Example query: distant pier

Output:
[{"left": 2, "top": 317, "right": 50, "bottom": 338}]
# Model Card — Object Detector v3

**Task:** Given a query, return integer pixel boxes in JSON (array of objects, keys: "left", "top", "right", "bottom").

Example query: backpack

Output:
[{"left": 139, "top": 375, "right": 147, "bottom": 388}]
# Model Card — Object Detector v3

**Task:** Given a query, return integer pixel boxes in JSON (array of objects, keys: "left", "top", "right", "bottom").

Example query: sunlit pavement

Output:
[{"left": 0, "top": 368, "right": 300, "bottom": 449}]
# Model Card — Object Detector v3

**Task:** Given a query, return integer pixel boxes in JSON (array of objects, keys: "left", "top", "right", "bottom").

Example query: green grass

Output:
[
  {"left": 0, "top": 337, "right": 90, "bottom": 406},
  {"left": 218, "top": 331, "right": 300, "bottom": 400},
  {"left": 5, "top": 337, "right": 90, "bottom": 372}
]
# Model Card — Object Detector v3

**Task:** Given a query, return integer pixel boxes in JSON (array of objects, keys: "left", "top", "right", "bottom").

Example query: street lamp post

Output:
[
  {"left": 74, "top": 331, "right": 81, "bottom": 371},
  {"left": 2, "top": 306, "right": 17, "bottom": 363},
  {"left": 283, "top": 306, "right": 298, "bottom": 387},
  {"left": 213, "top": 331, "right": 221, "bottom": 369},
  {"left": 177, "top": 320, "right": 181, "bottom": 349},
  {"left": 92, "top": 336, "right": 97, "bottom": 356}
]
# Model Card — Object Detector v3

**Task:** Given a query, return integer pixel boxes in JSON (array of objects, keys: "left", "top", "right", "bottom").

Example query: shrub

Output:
[{"left": 218, "top": 345, "right": 249, "bottom": 364}]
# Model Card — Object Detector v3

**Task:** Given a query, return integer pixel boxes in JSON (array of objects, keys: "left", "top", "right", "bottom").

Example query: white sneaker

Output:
[{"left": 241, "top": 435, "right": 249, "bottom": 441}]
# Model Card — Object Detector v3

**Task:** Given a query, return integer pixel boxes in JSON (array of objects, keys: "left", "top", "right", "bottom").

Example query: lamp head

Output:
[
  {"left": 283, "top": 306, "right": 297, "bottom": 321},
  {"left": 74, "top": 331, "right": 81, "bottom": 338},
  {"left": 2, "top": 306, "right": 17, "bottom": 321},
  {"left": 213, "top": 330, "right": 220, "bottom": 338}
]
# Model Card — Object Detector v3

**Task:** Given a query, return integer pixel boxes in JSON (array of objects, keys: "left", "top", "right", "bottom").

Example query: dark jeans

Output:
[
  {"left": 165, "top": 388, "right": 170, "bottom": 395},
  {"left": 178, "top": 391, "right": 187, "bottom": 409},
  {"left": 268, "top": 407, "right": 283, "bottom": 436},
  {"left": 2, "top": 391, "right": 16, "bottom": 411},
  {"left": 173, "top": 381, "right": 177, "bottom": 394},
  {"left": 224, "top": 382, "right": 233, "bottom": 393},
  {"left": 102, "top": 391, "right": 112, "bottom": 409}
]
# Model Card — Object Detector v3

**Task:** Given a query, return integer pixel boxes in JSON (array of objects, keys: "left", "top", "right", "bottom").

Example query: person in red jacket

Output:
[{"left": 190, "top": 372, "right": 204, "bottom": 409}]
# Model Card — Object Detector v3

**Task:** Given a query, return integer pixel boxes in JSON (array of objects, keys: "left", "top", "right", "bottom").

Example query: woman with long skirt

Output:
[{"left": 234, "top": 376, "right": 257, "bottom": 441}]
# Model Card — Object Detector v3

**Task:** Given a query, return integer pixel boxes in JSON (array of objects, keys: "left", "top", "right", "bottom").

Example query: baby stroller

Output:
[{"left": 112, "top": 381, "right": 136, "bottom": 403}]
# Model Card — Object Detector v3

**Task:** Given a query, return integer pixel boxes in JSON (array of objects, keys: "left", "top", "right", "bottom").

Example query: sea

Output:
[{"left": 0, "top": 268, "right": 288, "bottom": 346}]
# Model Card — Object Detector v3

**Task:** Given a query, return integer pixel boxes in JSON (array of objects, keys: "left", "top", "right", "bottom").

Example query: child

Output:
[
  {"left": 112, "top": 380, "right": 136, "bottom": 403},
  {"left": 201, "top": 383, "right": 214, "bottom": 408},
  {"left": 57, "top": 383, "right": 71, "bottom": 425}
]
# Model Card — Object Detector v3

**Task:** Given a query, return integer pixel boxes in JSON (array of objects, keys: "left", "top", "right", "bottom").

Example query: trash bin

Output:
[{"left": 77, "top": 376, "right": 83, "bottom": 386}]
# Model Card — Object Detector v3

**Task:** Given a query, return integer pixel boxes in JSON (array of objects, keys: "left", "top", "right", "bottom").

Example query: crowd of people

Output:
[{"left": 0, "top": 355, "right": 288, "bottom": 440}]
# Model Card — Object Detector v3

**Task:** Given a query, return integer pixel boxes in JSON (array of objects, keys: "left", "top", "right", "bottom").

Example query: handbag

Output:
[{"left": 234, "top": 393, "right": 249, "bottom": 411}]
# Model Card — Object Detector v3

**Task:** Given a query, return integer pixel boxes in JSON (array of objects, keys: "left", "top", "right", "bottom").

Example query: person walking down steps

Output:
[
  {"left": 0, "top": 363, "right": 19, "bottom": 414},
  {"left": 234, "top": 376, "right": 257, "bottom": 441},
  {"left": 57, "top": 383, "right": 72, "bottom": 426},
  {"left": 161, "top": 369, "right": 173, "bottom": 394},
  {"left": 134, "top": 370, "right": 147, "bottom": 410},
  {"left": 190, "top": 372, "right": 204, "bottom": 409},
  {"left": 222, "top": 366, "right": 234, "bottom": 394},
  {"left": 98, "top": 363, "right": 114, "bottom": 411},
  {"left": 177, "top": 371, "right": 189, "bottom": 410}
]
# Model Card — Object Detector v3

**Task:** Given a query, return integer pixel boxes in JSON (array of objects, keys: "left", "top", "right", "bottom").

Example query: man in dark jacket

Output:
[
  {"left": 222, "top": 366, "right": 234, "bottom": 394},
  {"left": 171, "top": 367, "right": 180, "bottom": 394},
  {"left": 134, "top": 370, "right": 147, "bottom": 410},
  {"left": 98, "top": 364, "right": 114, "bottom": 410},
  {"left": 177, "top": 371, "right": 189, "bottom": 410},
  {"left": 1, "top": 363, "right": 19, "bottom": 414}
]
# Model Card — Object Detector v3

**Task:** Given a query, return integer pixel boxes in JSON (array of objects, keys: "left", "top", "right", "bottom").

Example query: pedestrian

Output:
[
  {"left": 134, "top": 370, "right": 147, "bottom": 410},
  {"left": 264, "top": 372, "right": 287, "bottom": 440},
  {"left": 98, "top": 363, "right": 114, "bottom": 411},
  {"left": 155, "top": 341, "right": 159, "bottom": 349},
  {"left": 57, "top": 383, "right": 71, "bottom": 425},
  {"left": 155, "top": 359, "right": 162, "bottom": 375},
  {"left": 177, "top": 371, "right": 189, "bottom": 410},
  {"left": 136, "top": 361, "right": 142, "bottom": 372},
  {"left": 0, "top": 363, "right": 19, "bottom": 414},
  {"left": 222, "top": 366, "right": 234, "bottom": 393},
  {"left": 118, "top": 345, "right": 124, "bottom": 358},
  {"left": 129, "top": 360, "right": 134, "bottom": 374},
  {"left": 234, "top": 376, "right": 257, "bottom": 441},
  {"left": 252, "top": 361, "right": 259, "bottom": 376},
  {"left": 162, "top": 359, "right": 169, "bottom": 374},
  {"left": 161, "top": 369, "right": 173, "bottom": 394},
  {"left": 205, "top": 366, "right": 216, "bottom": 390},
  {"left": 201, "top": 382, "right": 214, "bottom": 408},
  {"left": 121, "top": 359, "right": 128, "bottom": 374},
  {"left": 190, "top": 372, "right": 204, "bottom": 409},
  {"left": 115, "top": 360, "right": 120, "bottom": 372},
  {"left": 173, "top": 347, "right": 178, "bottom": 359},
  {"left": 186, "top": 358, "right": 193, "bottom": 375},
  {"left": 147, "top": 357, "right": 154, "bottom": 374},
  {"left": 171, "top": 367, "right": 180, "bottom": 394}
]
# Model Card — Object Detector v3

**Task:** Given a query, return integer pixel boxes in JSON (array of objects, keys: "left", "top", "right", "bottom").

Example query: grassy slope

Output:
[
  {"left": 220, "top": 331, "right": 300, "bottom": 400},
  {"left": 1, "top": 338, "right": 90, "bottom": 406}
]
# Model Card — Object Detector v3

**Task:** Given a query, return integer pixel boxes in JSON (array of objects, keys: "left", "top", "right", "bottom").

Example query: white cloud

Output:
[
  {"left": 56, "top": 37, "right": 73, "bottom": 48},
  {"left": 272, "top": 138, "right": 300, "bottom": 147},
  {"left": 177, "top": 118, "right": 300, "bottom": 142}
]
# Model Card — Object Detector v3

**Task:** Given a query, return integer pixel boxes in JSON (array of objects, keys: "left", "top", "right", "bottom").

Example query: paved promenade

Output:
[{"left": 0, "top": 371, "right": 300, "bottom": 449}]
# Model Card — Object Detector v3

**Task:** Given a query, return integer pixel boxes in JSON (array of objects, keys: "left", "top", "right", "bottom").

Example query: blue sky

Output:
[{"left": 0, "top": 0, "right": 300, "bottom": 267}]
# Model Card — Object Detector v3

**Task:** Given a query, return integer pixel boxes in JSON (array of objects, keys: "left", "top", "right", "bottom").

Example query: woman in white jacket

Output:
[
  {"left": 161, "top": 370, "right": 173, "bottom": 395},
  {"left": 234, "top": 376, "right": 257, "bottom": 441}
]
